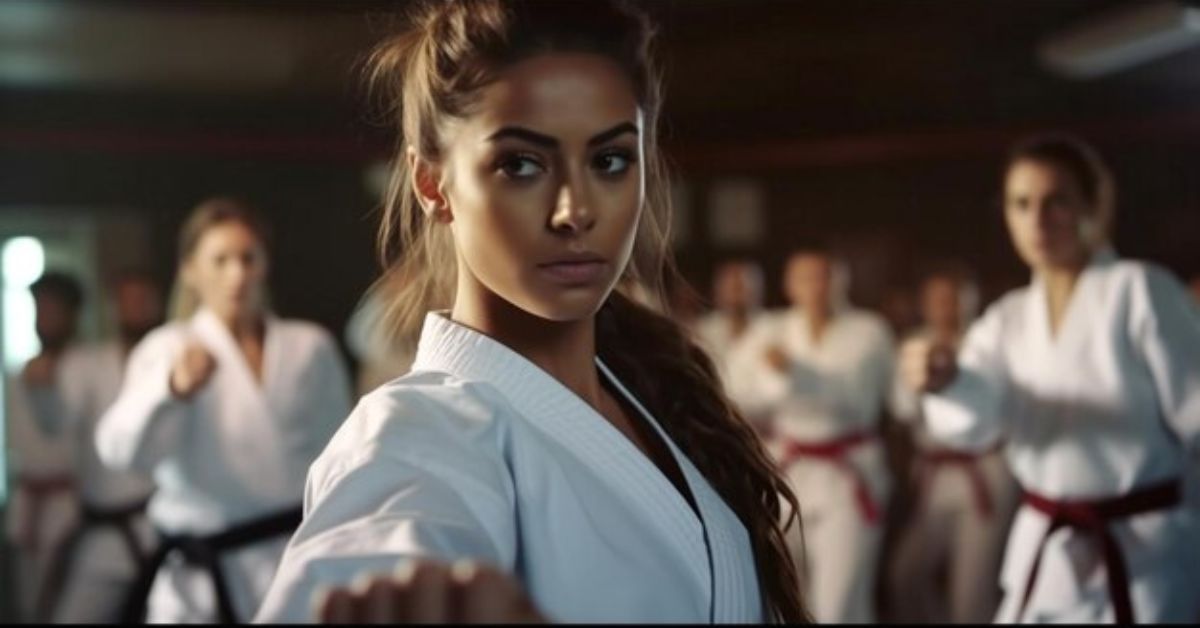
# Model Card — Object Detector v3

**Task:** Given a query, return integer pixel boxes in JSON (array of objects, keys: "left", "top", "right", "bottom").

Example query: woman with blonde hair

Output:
[
  {"left": 96, "top": 197, "right": 352, "bottom": 622},
  {"left": 257, "top": 0, "right": 806, "bottom": 622}
]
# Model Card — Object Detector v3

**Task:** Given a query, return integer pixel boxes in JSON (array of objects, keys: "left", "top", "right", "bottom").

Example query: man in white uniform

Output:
[
  {"left": 692, "top": 259, "right": 766, "bottom": 392},
  {"left": 727, "top": 249, "right": 895, "bottom": 623},
  {"left": 5, "top": 272, "right": 84, "bottom": 622},
  {"left": 886, "top": 265, "right": 1017, "bottom": 623},
  {"left": 41, "top": 270, "right": 164, "bottom": 622}
]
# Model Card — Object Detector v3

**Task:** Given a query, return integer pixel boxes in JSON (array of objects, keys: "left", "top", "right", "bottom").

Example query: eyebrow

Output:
[{"left": 486, "top": 122, "right": 639, "bottom": 149}]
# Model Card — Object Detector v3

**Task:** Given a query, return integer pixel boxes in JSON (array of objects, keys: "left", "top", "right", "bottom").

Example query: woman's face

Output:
[
  {"left": 184, "top": 221, "right": 268, "bottom": 322},
  {"left": 426, "top": 52, "right": 644, "bottom": 323},
  {"left": 1003, "top": 158, "right": 1095, "bottom": 272}
]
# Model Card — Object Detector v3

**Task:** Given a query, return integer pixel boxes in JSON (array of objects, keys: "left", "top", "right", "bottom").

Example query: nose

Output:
[
  {"left": 1032, "top": 200, "right": 1055, "bottom": 231},
  {"left": 224, "top": 256, "right": 254, "bottom": 292},
  {"left": 548, "top": 172, "right": 595, "bottom": 235}
]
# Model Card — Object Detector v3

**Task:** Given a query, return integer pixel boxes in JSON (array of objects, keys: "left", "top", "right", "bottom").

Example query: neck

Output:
[
  {"left": 726, "top": 307, "right": 751, "bottom": 336},
  {"left": 452, "top": 276, "right": 601, "bottom": 408},
  {"left": 1040, "top": 264, "right": 1083, "bottom": 304},
  {"left": 1037, "top": 260, "right": 1086, "bottom": 336},
  {"left": 213, "top": 308, "right": 263, "bottom": 341},
  {"left": 37, "top": 346, "right": 65, "bottom": 361},
  {"left": 798, "top": 303, "right": 830, "bottom": 341}
]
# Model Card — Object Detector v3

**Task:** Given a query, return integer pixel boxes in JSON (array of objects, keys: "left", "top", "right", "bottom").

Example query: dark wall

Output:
[
  {"left": 673, "top": 138, "right": 1200, "bottom": 316},
  {"left": 0, "top": 145, "right": 381, "bottom": 360}
]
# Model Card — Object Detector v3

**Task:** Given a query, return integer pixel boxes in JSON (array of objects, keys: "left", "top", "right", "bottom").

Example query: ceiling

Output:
[{"left": 4, "top": 0, "right": 1200, "bottom": 153}]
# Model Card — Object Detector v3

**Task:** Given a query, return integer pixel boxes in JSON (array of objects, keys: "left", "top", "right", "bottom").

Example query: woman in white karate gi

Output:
[
  {"left": 256, "top": 0, "right": 807, "bottom": 622},
  {"left": 39, "top": 270, "right": 164, "bottom": 622},
  {"left": 900, "top": 134, "right": 1200, "bottom": 623},
  {"left": 95, "top": 198, "right": 353, "bottom": 623},
  {"left": 725, "top": 249, "right": 896, "bottom": 624},
  {"left": 887, "top": 264, "right": 1017, "bottom": 623}
]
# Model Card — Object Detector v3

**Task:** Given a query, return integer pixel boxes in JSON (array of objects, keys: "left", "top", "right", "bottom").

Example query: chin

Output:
[{"left": 522, "top": 288, "right": 611, "bottom": 323}]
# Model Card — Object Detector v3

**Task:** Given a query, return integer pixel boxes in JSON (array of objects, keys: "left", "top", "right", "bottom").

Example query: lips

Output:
[{"left": 537, "top": 254, "right": 608, "bottom": 286}]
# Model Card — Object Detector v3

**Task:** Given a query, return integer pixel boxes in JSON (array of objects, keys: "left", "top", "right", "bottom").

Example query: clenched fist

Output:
[
  {"left": 315, "top": 560, "right": 546, "bottom": 624},
  {"left": 898, "top": 336, "right": 958, "bottom": 393},
  {"left": 763, "top": 345, "right": 790, "bottom": 373},
  {"left": 170, "top": 341, "right": 216, "bottom": 399}
]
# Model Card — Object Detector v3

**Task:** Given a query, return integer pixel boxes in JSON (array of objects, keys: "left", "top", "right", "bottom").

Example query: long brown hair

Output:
[
  {"left": 365, "top": 1, "right": 807, "bottom": 621},
  {"left": 169, "top": 196, "right": 271, "bottom": 320}
]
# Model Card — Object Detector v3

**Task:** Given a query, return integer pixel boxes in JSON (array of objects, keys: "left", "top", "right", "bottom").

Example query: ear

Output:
[{"left": 408, "top": 147, "right": 452, "bottom": 224}]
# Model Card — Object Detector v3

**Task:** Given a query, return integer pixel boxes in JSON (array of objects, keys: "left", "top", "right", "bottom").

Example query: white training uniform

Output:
[
  {"left": 726, "top": 306, "right": 895, "bottom": 623},
  {"left": 95, "top": 308, "right": 352, "bottom": 622},
  {"left": 256, "top": 312, "right": 764, "bottom": 623},
  {"left": 922, "top": 249, "right": 1200, "bottom": 623},
  {"left": 887, "top": 328, "right": 1017, "bottom": 623},
  {"left": 47, "top": 342, "right": 157, "bottom": 622},
  {"left": 692, "top": 310, "right": 762, "bottom": 390},
  {"left": 4, "top": 363, "right": 80, "bottom": 622}
]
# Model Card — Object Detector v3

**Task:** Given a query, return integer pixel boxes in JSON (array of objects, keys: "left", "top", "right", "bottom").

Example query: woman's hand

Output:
[
  {"left": 169, "top": 341, "right": 216, "bottom": 399},
  {"left": 316, "top": 560, "right": 547, "bottom": 624}
]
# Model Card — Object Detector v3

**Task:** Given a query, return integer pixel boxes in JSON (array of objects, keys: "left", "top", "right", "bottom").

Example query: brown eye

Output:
[
  {"left": 592, "top": 149, "right": 634, "bottom": 176},
  {"left": 496, "top": 153, "right": 545, "bottom": 180}
]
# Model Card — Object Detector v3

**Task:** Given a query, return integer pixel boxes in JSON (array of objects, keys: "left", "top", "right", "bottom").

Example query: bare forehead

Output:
[
  {"left": 924, "top": 276, "right": 959, "bottom": 292},
  {"left": 195, "top": 222, "right": 262, "bottom": 250},
  {"left": 1006, "top": 158, "right": 1081, "bottom": 192},
  {"left": 787, "top": 253, "right": 831, "bottom": 272},
  {"left": 465, "top": 52, "right": 640, "bottom": 140}
]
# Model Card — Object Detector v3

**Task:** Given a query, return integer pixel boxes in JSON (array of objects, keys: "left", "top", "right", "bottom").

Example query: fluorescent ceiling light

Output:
[{"left": 1039, "top": 0, "right": 1200, "bottom": 79}]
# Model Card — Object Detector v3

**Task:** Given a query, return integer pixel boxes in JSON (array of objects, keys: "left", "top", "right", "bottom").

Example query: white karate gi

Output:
[
  {"left": 724, "top": 306, "right": 895, "bottom": 623},
  {"left": 5, "top": 366, "right": 79, "bottom": 622},
  {"left": 692, "top": 311, "right": 762, "bottom": 390},
  {"left": 44, "top": 342, "right": 157, "bottom": 622},
  {"left": 95, "top": 308, "right": 352, "bottom": 622},
  {"left": 887, "top": 328, "right": 1017, "bottom": 623},
  {"left": 255, "top": 311, "right": 765, "bottom": 623},
  {"left": 923, "top": 249, "right": 1200, "bottom": 623}
]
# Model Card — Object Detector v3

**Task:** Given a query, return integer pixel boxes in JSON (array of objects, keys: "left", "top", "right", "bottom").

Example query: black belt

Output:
[
  {"left": 36, "top": 497, "right": 152, "bottom": 622},
  {"left": 119, "top": 505, "right": 303, "bottom": 624}
]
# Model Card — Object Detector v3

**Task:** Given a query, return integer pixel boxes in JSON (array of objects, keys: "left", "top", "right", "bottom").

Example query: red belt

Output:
[
  {"left": 778, "top": 429, "right": 880, "bottom": 524},
  {"left": 1017, "top": 478, "right": 1181, "bottom": 625},
  {"left": 915, "top": 443, "right": 1002, "bottom": 519},
  {"left": 16, "top": 473, "right": 75, "bottom": 550}
]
